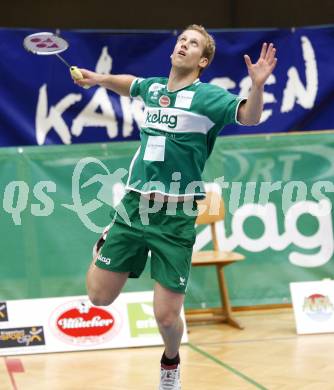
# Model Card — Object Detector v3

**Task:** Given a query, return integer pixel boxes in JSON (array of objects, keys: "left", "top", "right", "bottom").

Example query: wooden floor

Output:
[{"left": 1, "top": 308, "right": 332, "bottom": 390}]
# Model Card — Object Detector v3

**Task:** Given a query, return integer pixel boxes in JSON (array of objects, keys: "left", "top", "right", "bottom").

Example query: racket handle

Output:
[{"left": 70, "top": 66, "right": 90, "bottom": 89}]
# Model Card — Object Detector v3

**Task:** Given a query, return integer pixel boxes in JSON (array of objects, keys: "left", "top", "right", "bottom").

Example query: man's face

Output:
[{"left": 171, "top": 30, "right": 208, "bottom": 74}]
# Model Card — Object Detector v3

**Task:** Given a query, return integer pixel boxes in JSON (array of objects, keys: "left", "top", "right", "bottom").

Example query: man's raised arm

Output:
[
  {"left": 73, "top": 68, "right": 136, "bottom": 96},
  {"left": 237, "top": 42, "right": 277, "bottom": 126}
]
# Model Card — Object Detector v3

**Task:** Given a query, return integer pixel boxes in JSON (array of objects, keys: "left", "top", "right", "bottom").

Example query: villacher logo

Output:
[
  {"left": 0, "top": 302, "right": 8, "bottom": 322},
  {"left": 50, "top": 299, "right": 122, "bottom": 346}
]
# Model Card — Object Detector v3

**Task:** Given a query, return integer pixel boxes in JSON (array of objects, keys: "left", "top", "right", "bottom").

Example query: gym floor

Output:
[{"left": 0, "top": 308, "right": 331, "bottom": 390}]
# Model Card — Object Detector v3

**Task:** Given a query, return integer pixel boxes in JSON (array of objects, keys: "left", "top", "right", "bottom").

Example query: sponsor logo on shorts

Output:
[
  {"left": 0, "top": 326, "right": 45, "bottom": 348},
  {"left": 179, "top": 277, "right": 186, "bottom": 287},
  {"left": 50, "top": 300, "right": 121, "bottom": 346},
  {"left": 0, "top": 302, "right": 8, "bottom": 322},
  {"left": 97, "top": 254, "right": 111, "bottom": 265}
]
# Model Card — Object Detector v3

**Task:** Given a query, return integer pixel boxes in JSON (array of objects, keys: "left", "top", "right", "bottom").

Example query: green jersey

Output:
[{"left": 126, "top": 76, "right": 245, "bottom": 198}]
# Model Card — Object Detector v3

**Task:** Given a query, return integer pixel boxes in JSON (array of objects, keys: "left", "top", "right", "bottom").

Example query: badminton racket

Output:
[{"left": 23, "top": 32, "right": 90, "bottom": 89}]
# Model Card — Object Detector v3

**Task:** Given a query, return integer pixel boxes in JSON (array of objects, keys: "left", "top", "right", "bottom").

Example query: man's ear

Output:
[{"left": 199, "top": 57, "right": 209, "bottom": 70}]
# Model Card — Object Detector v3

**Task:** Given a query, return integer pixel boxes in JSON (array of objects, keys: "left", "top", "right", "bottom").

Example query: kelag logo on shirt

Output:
[
  {"left": 0, "top": 302, "right": 8, "bottom": 322},
  {"left": 145, "top": 110, "right": 177, "bottom": 129}
]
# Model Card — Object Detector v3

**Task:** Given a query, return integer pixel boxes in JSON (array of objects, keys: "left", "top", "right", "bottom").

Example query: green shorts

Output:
[{"left": 95, "top": 191, "right": 198, "bottom": 293}]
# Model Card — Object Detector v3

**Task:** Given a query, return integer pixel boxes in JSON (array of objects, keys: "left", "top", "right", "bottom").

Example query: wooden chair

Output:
[{"left": 188, "top": 191, "right": 245, "bottom": 329}]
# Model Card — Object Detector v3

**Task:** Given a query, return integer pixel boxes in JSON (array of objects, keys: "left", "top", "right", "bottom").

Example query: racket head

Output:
[{"left": 23, "top": 32, "right": 69, "bottom": 55}]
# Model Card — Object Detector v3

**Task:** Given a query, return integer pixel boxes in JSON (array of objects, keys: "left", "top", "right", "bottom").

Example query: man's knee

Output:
[
  {"left": 155, "top": 310, "right": 181, "bottom": 329},
  {"left": 87, "top": 291, "right": 114, "bottom": 307},
  {"left": 86, "top": 262, "right": 128, "bottom": 307},
  {"left": 86, "top": 283, "right": 118, "bottom": 307}
]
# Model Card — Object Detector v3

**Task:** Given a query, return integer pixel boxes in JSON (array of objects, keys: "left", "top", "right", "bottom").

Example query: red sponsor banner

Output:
[
  {"left": 56, "top": 306, "right": 114, "bottom": 337},
  {"left": 50, "top": 299, "right": 121, "bottom": 346}
]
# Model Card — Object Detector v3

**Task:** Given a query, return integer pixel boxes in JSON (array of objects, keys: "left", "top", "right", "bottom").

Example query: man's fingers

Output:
[
  {"left": 78, "top": 68, "right": 91, "bottom": 78},
  {"left": 270, "top": 58, "right": 278, "bottom": 71},
  {"left": 265, "top": 43, "right": 275, "bottom": 61},
  {"left": 267, "top": 48, "right": 277, "bottom": 65},
  {"left": 244, "top": 54, "right": 252, "bottom": 68},
  {"left": 260, "top": 42, "right": 267, "bottom": 59}
]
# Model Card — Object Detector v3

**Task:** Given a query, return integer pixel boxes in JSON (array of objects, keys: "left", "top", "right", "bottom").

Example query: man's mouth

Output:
[{"left": 177, "top": 50, "right": 186, "bottom": 56}]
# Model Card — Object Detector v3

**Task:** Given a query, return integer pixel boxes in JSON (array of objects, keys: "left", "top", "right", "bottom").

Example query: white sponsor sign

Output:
[
  {"left": 175, "top": 90, "right": 195, "bottom": 109},
  {"left": 290, "top": 280, "right": 334, "bottom": 334},
  {"left": 0, "top": 292, "right": 188, "bottom": 356},
  {"left": 143, "top": 135, "right": 166, "bottom": 162}
]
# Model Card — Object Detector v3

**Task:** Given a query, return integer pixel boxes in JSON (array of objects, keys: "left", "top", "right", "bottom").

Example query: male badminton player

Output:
[{"left": 74, "top": 25, "right": 277, "bottom": 390}]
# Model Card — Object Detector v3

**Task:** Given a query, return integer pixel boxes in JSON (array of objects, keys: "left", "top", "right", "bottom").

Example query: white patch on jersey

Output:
[
  {"left": 175, "top": 90, "right": 195, "bottom": 109},
  {"left": 143, "top": 136, "right": 166, "bottom": 162},
  {"left": 148, "top": 83, "right": 165, "bottom": 93}
]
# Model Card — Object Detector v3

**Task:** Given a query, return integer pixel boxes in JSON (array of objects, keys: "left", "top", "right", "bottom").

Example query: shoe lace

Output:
[{"left": 160, "top": 368, "right": 179, "bottom": 389}]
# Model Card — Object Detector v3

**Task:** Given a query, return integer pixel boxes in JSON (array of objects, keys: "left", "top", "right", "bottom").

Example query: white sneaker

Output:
[{"left": 159, "top": 365, "right": 181, "bottom": 390}]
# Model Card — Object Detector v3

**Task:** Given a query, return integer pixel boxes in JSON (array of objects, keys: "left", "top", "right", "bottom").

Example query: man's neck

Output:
[{"left": 167, "top": 68, "right": 199, "bottom": 92}]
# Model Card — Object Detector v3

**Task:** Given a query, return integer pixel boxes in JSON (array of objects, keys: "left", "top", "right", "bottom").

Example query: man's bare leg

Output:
[
  {"left": 153, "top": 282, "right": 185, "bottom": 358},
  {"left": 86, "top": 257, "right": 129, "bottom": 306},
  {"left": 154, "top": 282, "right": 184, "bottom": 389}
]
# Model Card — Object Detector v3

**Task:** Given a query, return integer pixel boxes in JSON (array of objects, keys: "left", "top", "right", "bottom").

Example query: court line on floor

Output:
[
  {"left": 191, "top": 335, "right": 298, "bottom": 346},
  {"left": 4, "top": 357, "right": 24, "bottom": 390},
  {"left": 188, "top": 342, "right": 269, "bottom": 390}
]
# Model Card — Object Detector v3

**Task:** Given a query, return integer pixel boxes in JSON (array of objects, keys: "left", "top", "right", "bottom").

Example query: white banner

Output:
[
  {"left": 290, "top": 280, "right": 334, "bottom": 334},
  {"left": 0, "top": 292, "right": 188, "bottom": 356}
]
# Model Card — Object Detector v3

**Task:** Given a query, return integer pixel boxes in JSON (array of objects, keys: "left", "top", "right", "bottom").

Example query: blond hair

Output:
[{"left": 182, "top": 24, "right": 216, "bottom": 74}]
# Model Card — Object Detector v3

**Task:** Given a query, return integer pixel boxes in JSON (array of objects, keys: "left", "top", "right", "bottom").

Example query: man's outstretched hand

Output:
[
  {"left": 244, "top": 43, "right": 277, "bottom": 87},
  {"left": 71, "top": 68, "right": 102, "bottom": 88}
]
